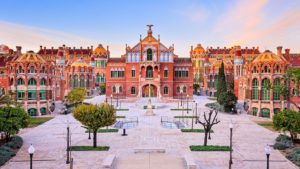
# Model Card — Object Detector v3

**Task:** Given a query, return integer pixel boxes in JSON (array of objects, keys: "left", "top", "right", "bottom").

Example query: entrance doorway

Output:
[{"left": 142, "top": 84, "right": 157, "bottom": 97}]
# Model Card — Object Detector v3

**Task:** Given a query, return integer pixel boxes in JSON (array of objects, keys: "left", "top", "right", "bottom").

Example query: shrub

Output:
[
  {"left": 286, "top": 148, "right": 300, "bottom": 167},
  {"left": 0, "top": 146, "right": 16, "bottom": 166},
  {"left": 190, "top": 145, "right": 230, "bottom": 151},
  {"left": 4, "top": 136, "right": 23, "bottom": 149},
  {"left": 273, "top": 134, "right": 293, "bottom": 150},
  {"left": 205, "top": 102, "right": 224, "bottom": 112}
]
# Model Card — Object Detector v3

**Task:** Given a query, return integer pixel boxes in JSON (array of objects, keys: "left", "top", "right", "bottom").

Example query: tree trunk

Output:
[
  {"left": 204, "top": 131, "right": 208, "bottom": 146},
  {"left": 93, "top": 130, "right": 97, "bottom": 148}
]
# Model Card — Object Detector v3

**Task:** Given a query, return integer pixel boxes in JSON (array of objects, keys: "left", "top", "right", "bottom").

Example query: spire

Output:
[{"left": 147, "top": 24, "right": 153, "bottom": 36}]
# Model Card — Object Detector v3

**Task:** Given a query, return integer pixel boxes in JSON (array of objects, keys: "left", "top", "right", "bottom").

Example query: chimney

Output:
[
  {"left": 73, "top": 47, "right": 76, "bottom": 50},
  {"left": 277, "top": 46, "right": 283, "bottom": 56},
  {"left": 217, "top": 46, "right": 220, "bottom": 49},
  {"left": 91, "top": 45, "right": 93, "bottom": 51},
  {"left": 44, "top": 47, "right": 46, "bottom": 51},
  {"left": 285, "top": 49, "right": 290, "bottom": 61},
  {"left": 87, "top": 47, "right": 90, "bottom": 50},
  {"left": 63, "top": 44, "right": 66, "bottom": 49},
  {"left": 40, "top": 45, "right": 43, "bottom": 50}
]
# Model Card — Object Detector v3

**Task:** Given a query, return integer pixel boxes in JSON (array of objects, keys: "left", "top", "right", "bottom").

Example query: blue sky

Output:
[{"left": 0, "top": 0, "right": 300, "bottom": 57}]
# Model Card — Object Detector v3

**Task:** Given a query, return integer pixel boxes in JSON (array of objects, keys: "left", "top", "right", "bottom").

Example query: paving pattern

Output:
[{"left": 1, "top": 96, "right": 298, "bottom": 169}]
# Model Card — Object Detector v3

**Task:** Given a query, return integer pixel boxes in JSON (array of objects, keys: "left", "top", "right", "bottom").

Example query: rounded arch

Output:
[
  {"left": 130, "top": 86, "right": 136, "bottom": 95},
  {"left": 28, "top": 108, "right": 37, "bottom": 116},
  {"left": 147, "top": 48, "right": 153, "bottom": 61},
  {"left": 261, "top": 108, "right": 270, "bottom": 118},
  {"left": 28, "top": 64, "right": 36, "bottom": 73},
  {"left": 146, "top": 65, "right": 153, "bottom": 78},
  {"left": 40, "top": 107, "right": 47, "bottom": 115},
  {"left": 176, "top": 86, "right": 181, "bottom": 93},
  {"left": 274, "top": 64, "right": 281, "bottom": 73},
  {"left": 28, "top": 78, "right": 37, "bottom": 86},
  {"left": 40, "top": 78, "right": 47, "bottom": 86},
  {"left": 261, "top": 64, "right": 270, "bottom": 73},
  {"left": 112, "top": 86, "right": 116, "bottom": 93}
]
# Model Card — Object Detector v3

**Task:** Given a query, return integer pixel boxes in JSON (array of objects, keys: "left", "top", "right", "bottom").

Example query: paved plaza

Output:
[{"left": 1, "top": 96, "right": 298, "bottom": 169}]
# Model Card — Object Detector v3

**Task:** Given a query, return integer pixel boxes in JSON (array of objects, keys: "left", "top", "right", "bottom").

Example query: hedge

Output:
[
  {"left": 286, "top": 148, "right": 300, "bottom": 167},
  {"left": 190, "top": 145, "right": 230, "bottom": 151},
  {"left": 0, "top": 136, "right": 23, "bottom": 166}
]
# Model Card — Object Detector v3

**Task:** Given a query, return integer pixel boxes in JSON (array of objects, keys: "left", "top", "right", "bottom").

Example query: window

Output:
[
  {"left": 28, "top": 90, "right": 37, "bottom": 100},
  {"left": 113, "top": 86, "right": 116, "bottom": 93},
  {"left": 18, "top": 66, "right": 24, "bottom": 73},
  {"left": 146, "top": 67, "right": 153, "bottom": 78},
  {"left": 147, "top": 48, "right": 152, "bottom": 61},
  {"left": 252, "top": 78, "right": 258, "bottom": 100},
  {"left": 176, "top": 86, "right": 180, "bottom": 93},
  {"left": 17, "top": 91, "right": 25, "bottom": 100},
  {"left": 163, "top": 87, "right": 168, "bottom": 94},
  {"left": 10, "top": 78, "right": 14, "bottom": 85},
  {"left": 111, "top": 70, "right": 125, "bottom": 78},
  {"left": 96, "top": 61, "right": 106, "bottom": 68},
  {"left": 274, "top": 108, "right": 281, "bottom": 114},
  {"left": 74, "top": 75, "right": 78, "bottom": 88},
  {"left": 261, "top": 108, "right": 270, "bottom": 118},
  {"left": 40, "top": 107, "right": 46, "bottom": 115},
  {"left": 273, "top": 78, "right": 280, "bottom": 101},
  {"left": 131, "top": 69, "right": 136, "bottom": 77},
  {"left": 40, "top": 79, "right": 46, "bottom": 86},
  {"left": 119, "top": 86, "right": 122, "bottom": 93},
  {"left": 0, "top": 88, "right": 4, "bottom": 96},
  {"left": 262, "top": 78, "right": 270, "bottom": 100},
  {"left": 183, "top": 86, "right": 187, "bottom": 93},
  {"left": 174, "top": 70, "right": 189, "bottom": 78},
  {"left": 80, "top": 75, "right": 85, "bottom": 87},
  {"left": 28, "top": 79, "right": 36, "bottom": 86},
  {"left": 164, "top": 69, "right": 168, "bottom": 78},
  {"left": 69, "top": 75, "right": 72, "bottom": 87},
  {"left": 86, "top": 75, "right": 90, "bottom": 87},
  {"left": 17, "top": 78, "right": 24, "bottom": 85},
  {"left": 131, "top": 87, "right": 136, "bottom": 94},
  {"left": 40, "top": 90, "right": 46, "bottom": 100},
  {"left": 40, "top": 66, "right": 46, "bottom": 73},
  {"left": 252, "top": 107, "right": 258, "bottom": 116},
  {"left": 29, "top": 66, "right": 35, "bottom": 73}
]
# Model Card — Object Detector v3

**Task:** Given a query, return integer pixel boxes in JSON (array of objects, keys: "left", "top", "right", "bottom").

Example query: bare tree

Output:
[{"left": 197, "top": 109, "right": 220, "bottom": 146}]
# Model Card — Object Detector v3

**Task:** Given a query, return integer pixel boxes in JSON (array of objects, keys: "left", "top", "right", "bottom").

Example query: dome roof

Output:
[
  {"left": 15, "top": 51, "right": 46, "bottom": 63},
  {"left": 94, "top": 44, "right": 107, "bottom": 55},
  {"left": 0, "top": 44, "right": 10, "bottom": 54},
  {"left": 193, "top": 44, "right": 205, "bottom": 54},
  {"left": 252, "top": 50, "right": 286, "bottom": 63}
]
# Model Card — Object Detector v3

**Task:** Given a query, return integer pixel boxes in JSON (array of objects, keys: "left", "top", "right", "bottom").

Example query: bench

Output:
[
  {"left": 184, "top": 154, "right": 197, "bottom": 169},
  {"left": 102, "top": 154, "right": 116, "bottom": 169}
]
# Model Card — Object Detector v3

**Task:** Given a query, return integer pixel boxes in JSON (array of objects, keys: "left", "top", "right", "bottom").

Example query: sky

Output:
[{"left": 0, "top": 0, "right": 300, "bottom": 57}]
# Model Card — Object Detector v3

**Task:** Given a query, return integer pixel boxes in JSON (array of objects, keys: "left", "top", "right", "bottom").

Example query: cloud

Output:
[{"left": 175, "top": 4, "right": 208, "bottom": 24}]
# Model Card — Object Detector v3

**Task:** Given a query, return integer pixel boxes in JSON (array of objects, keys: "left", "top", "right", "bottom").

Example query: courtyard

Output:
[{"left": 1, "top": 96, "right": 298, "bottom": 169}]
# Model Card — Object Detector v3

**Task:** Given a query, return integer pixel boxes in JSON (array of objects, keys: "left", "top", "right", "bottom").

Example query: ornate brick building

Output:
[{"left": 105, "top": 25, "right": 193, "bottom": 99}]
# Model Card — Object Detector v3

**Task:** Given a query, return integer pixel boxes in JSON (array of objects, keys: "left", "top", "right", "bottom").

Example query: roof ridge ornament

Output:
[{"left": 147, "top": 24, "right": 153, "bottom": 36}]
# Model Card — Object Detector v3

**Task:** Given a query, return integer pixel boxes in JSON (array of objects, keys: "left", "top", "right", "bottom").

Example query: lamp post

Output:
[
  {"left": 28, "top": 144, "right": 35, "bottom": 169},
  {"left": 180, "top": 91, "right": 183, "bottom": 107},
  {"left": 66, "top": 124, "right": 70, "bottom": 164},
  {"left": 186, "top": 94, "right": 189, "bottom": 114},
  {"left": 116, "top": 91, "right": 119, "bottom": 108},
  {"left": 192, "top": 100, "right": 195, "bottom": 129},
  {"left": 229, "top": 123, "right": 233, "bottom": 169},
  {"left": 265, "top": 144, "right": 271, "bottom": 169},
  {"left": 195, "top": 102, "right": 198, "bottom": 124}
]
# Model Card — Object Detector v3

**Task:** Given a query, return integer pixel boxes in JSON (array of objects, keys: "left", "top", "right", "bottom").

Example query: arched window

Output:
[
  {"left": 252, "top": 107, "right": 258, "bottom": 116},
  {"left": 273, "top": 78, "right": 280, "bottom": 100},
  {"left": 253, "top": 66, "right": 257, "bottom": 73},
  {"left": 29, "top": 66, "right": 35, "bottom": 73},
  {"left": 74, "top": 75, "right": 78, "bottom": 88},
  {"left": 146, "top": 66, "right": 153, "bottom": 78},
  {"left": 164, "top": 67, "right": 168, "bottom": 78},
  {"left": 183, "top": 86, "right": 187, "bottom": 93},
  {"left": 18, "top": 66, "right": 24, "bottom": 73},
  {"left": 80, "top": 75, "right": 85, "bottom": 87},
  {"left": 40, "top": 79, "right": 46, "bottom": 86},
  {"left": 10, "top": 78, "right": 14, "bottom": 85},
  {"left": 262, "top": 78, "right": 270, "bottom": 100},
  {"left": 177, "top": 86, "right": 180, "bottom": 93},
  {"left": 261, "top": 108, "right": 270, "bottom": 118},
  {"left": 86, "top": 75, "right": 90, "bottom": 87},
  {"left": 147, "top": 48, "right": 152, "bottom": 61},
  {"left": 28, "top": 78, "right": 36, "bottom": 86},
  {"left": 131, "top": 87, "right": 136, "bottom": 94},
  {"left": 119, "top": 86, "right": 122, "bottom": 93},
  {"left": 275, "top": 65, "right": 280, "bottom": 73},
  {"left": 163, "top": 86, "right": 168, "bottom": 94},
  {"left": 113, "top": 86, "right": 116, "bottom": 93},
  {"left": 96, "top": 73, "right": 100, "bottom": 83},
  {"left": 252, "top": 78, "right": 258, "bottom": 100},
  {"left": 40, "top": 66, "right": 46, "bottom": 73},
  {"left": 263, "top": 66, "right": 269, "bottom": 73}
]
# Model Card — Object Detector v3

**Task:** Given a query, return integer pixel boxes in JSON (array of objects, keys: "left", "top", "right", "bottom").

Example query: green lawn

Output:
[
  {"left": 170, "top": 108, "right": 192, "bottom": 111},
  {"left": 116, "top": 109, "right": 129, "bottom": 111},
  {"left": 85, "top": 129, "right": 119, "bottom": 133},
  {"left": 255, "top": 121, "right": 276, "bottom": 131},
  {"left": 69, "top": 146, "right": 109, "bottom": 151},
  {"left": 174, "top": 116, "right": 197, "bottom": 118},
  {"left": 190, "top": 145, "right": 230, "bottom": 151},
  {"left": 116, "top": 116, "right": 126, "bottom": 118},
  {"left": 27, "top": 117, "right": 53, "bottom": 128},
  {"left": 181, "top": 129, "right": 214, "bottom": 133}
]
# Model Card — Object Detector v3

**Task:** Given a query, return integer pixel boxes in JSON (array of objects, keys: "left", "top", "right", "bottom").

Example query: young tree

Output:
[
  {"left": 0, "top": 107, "right": 29, "bottom": 142},
  {"left": 73, "top": 103, "right": 116, "bottom": 147},
  {"left": 66, "top": 88, "right": 86, "bottom": 105},
  {"left": 216, "top": 62, "right": 227, "bottom": 101},
  {"left": 218, "top": 91, "right": 237, "bottom": 112},
  {"left": 100, "top": 84, "right": 106, "bottom": 94},
  {"left": 197, "top": 109, "right": 220, "bottom": 146},
  {"left": 273, "top": 109, "right": 300, "bottom": 142}
]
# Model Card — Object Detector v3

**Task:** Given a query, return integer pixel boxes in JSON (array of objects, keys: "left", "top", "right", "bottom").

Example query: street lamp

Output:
[
  {"left": 66, "top": 124, "right": 70, "bottom": 164},
  {"left": 28, "top": 144, "right": 35, "bottom": 169},
  {"left": 186, "top": 94, "right": 189, "bottom": 114},
  {"left": 116, "top": 91, "right": 119, "bottom": 108},
  {"left": 195, "top": 101, "right": 198, "bottom": 124},
  {"left": 229, "top": 123, "right": 233, "bottom": 169},
  {"left": 265, "top": 144, "right": 271, "bottom": 169},
  {"left": 180, "top": 91, "right": 183, "bottom": 107},
  {"left": 192, "top": 100, "right": 195, "bottom": 129}
]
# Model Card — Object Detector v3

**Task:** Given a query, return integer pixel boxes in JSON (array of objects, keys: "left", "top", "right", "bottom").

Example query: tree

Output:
[
  {"left": 273, "top": 109, "right": 300, "bottom": 142},
  {"left": 0, "top": 107, "right": 29, "bottom": 142},
  {"left": 193, "top": 84, "right": 200, "bottom": 94},
  {"left": 66, "top": 88, "right": 86, "bottom": 105},
  {"left": 100, "top": 84, "right": 106, "bottom": 94},
  {"left": 73, "top": 103, "right": 116, "bottom": 147},
  {"left": 0, "top": 95, "right": 17, "bottom": 107},
  {"left": 216, "top": 62, "right": 227, "bottom": 100},
  {"left": 197, "top": 109, "right": 220, "bottom": 146},
  {"left": 218, "top": 91, "right": 237, "bottom": 112}
]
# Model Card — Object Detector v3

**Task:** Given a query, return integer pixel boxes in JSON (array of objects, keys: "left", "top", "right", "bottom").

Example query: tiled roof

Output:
[
  {"left": 37, "top": 48, "right": 92, "bottom": 55},
  {"left": 289, "top": 54, "right": 300, "bottom": 67},
  {"left": 174, "top": 58, "right": 192, "bottom": 63},
  {"left": 208, "top": 48, "right": 260, "bottom": 55},
  {"left": 0, "top": 55, "right": 15, "bottom": 67},
  {"left": 108, "top": 58, "right": 126, "bottom": 63}
]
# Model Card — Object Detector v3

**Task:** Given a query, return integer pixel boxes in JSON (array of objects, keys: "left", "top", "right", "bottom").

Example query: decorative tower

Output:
[{"left": 233, "top": 46, "right": 243, "bottom": 100}]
